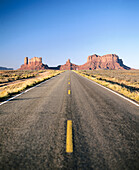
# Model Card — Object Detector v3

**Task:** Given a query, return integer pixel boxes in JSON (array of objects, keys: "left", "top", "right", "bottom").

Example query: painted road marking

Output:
[
  {"left": 75, "top": 72, "right": 139, "bottom": 107},
  {"left": 66, "top": 120, "right": 73, "bottom": 153},
  {"left": 68, "top": 82, "right": 70, "bottom": 84},
  {"left": 68, "top": 90, "right": 71, "bottom": 95}
]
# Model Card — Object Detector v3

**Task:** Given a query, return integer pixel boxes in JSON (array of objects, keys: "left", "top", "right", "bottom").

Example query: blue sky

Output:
[{"left": 0, "top": 0, "right": 139, "bottom": 69}]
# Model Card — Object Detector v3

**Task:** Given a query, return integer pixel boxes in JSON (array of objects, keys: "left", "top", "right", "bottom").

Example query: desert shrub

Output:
[
  {"left": 0, "top": 70, "right": 64, "bottom": 100},
  {"left": 75, "top": 70, "right": 139, "bottom": 103}
]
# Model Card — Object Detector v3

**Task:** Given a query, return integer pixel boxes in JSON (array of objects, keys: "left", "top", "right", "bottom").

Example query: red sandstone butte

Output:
[
  {"left": 19, "top": 57, "right": 48, "bottom": 70},
  {"left": 77, "top": 54, "right": 130, "bottom": 70},
  {"left": 60, "top": 54, "right": 130, "bottom": 70},
  {"left": 19, "top": 54, "right": 130, "bottom": 70},
  {"left": 60, "top": 59, "right": 78, "bottom": 70}
]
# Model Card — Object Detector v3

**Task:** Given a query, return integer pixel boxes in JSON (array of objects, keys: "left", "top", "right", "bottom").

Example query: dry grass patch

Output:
[
  {"left": 0, "top": 70, "right": 64, "bottom": 100},
  {"left": 74, "top": 70, "right": 139, "bottom": 103},
  {"left": 0, "top": 70, "right": 42, "bottom": 83}
]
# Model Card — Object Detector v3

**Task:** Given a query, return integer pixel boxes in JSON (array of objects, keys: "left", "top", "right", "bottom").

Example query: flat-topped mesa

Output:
[
  {"left": 87, "top": 54, "right": 100, "bottom": 62},
  {"left": 79, "top": 54, "right": 130, "bottom": 70},
  {"left": 19, "top": 54, "right": 131, "bottom": 70},
  {"left": 28, "top": 57, "right": 42, "bottom": 65},
  {"left": 19, "top": 57, "right": 48, "bottom": 70}
]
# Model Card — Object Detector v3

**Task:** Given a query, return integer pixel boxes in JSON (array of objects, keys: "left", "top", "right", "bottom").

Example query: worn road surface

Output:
[{"left": 0, "top": 71, "right": 139, "bottom": 170}]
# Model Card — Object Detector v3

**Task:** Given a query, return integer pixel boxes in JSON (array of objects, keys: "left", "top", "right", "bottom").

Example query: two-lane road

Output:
[{"left": 0, "top": 71, "right": 139, "bottom": 169}]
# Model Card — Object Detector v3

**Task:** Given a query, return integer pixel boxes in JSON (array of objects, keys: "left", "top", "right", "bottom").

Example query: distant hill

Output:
[{"left": 0, "top": 66, "right": 13, "bottom": 70}]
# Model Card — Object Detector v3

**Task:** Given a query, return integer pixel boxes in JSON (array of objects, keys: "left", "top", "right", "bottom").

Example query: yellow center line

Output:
[
  {"left": 68, "top": 90, "right": 71, "bottom": 95},
  {"left": 66, "top": 120, "right": 73, "bottom": 153}
]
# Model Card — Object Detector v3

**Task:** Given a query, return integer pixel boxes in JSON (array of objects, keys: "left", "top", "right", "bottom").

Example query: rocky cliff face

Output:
[
  {"left": 78, "top": 54, "right": 130, "bottom": 70},
  {"left": 60, "top": 59, "right": 78, "bottom": 70},
  {"left": 19, "top": 57, "right": 48, "bottom": 70},
  {"left": 19, "top": 54, "right": 130, "bottom": 70}
]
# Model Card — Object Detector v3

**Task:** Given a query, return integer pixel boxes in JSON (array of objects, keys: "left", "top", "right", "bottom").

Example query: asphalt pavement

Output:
[{"left": 0, "top": 71, "right": 139, "bottom": 170}]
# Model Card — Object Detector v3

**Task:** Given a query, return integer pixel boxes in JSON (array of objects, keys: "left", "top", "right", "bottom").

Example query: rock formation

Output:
[
  {"left": 77, "top": 54, "right": 130, "bottom": 70},
  {"left": 19, "top": 54, "right": 130, "bottom": 70},
  {"left": 19, "top": 57, "right": 48, "bottom": 70},
  {"left": 60, "top": 59, "right": 78, "bottom": 70}
]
